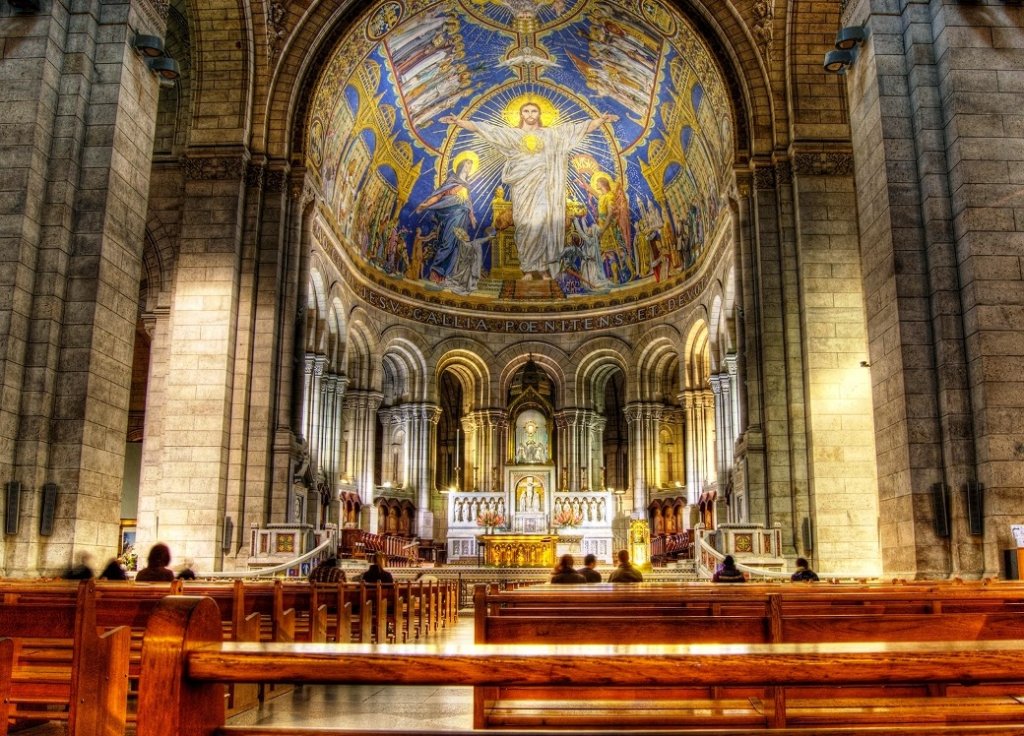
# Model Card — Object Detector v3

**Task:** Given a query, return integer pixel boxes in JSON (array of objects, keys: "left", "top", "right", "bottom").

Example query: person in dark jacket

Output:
[
  {"left": 578, "top": 553, "right": 601, "bottom": 582},
  {"left": 607, "top": 549, "right": 644, "bottom": 583},
  {"left": 99, "top": 559, "right": 128, "bottom": 580},
  {"left": 550, "top": 554, "right": 587, "bottom": 584},
  {"left": 791, "top": 557, "right": 819, "bottom": 582},
  {"left": 712, "top": 555, "right": 746, "bottom": 583},
  {"left": 135, "top": 543, "right": 175, "bottom": 582},
  {"left": 361, "top": 553, "right": 394, "bottom": 583}
]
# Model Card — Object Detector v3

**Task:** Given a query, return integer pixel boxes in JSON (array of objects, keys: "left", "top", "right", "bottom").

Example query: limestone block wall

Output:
[
  {"left": 0, "top": 1, "right": 165, "bottom": 575},
  {"left": 793, "top": 156, "right": 880, "bottom": 576},
  {"left": 844, "top": 0, "right": 1005, "bottom": 578}
]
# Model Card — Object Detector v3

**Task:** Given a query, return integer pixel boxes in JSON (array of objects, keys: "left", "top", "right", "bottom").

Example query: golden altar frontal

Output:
[{"left": 478, "top": 534, "right": 556, "bottom": 568}]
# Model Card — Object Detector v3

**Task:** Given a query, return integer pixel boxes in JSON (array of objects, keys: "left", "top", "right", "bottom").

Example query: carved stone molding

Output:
[
  {"left": 793, "top": 152, "right": 855, "bottom": 177},
  {"left": 246, "top": 162, "right": 265, "bottom": 190},
  {"left": 141, "top": 0, "right": 170, "bottom": 23},
  {"left": 183, "top": 155, "right": 247, "bottom": 181},
  {"left": 751, "top": 0, "right": 774, "bottom": 63},
  {"left": 267, "top": 1, "right": 289, "bottom": 59},
  {"left": 265, "top": 169, "right": 289, "bottom": 192},
  {"left": 753, "top": 167, "right": 776, "bottom": 191},
  {"left": 774, "top": 160, "right": 793, "bottom": 187}
]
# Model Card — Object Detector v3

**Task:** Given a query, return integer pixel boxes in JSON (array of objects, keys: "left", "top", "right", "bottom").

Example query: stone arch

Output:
[
  {"left": 379, "top": 331, "right": 430, "bottom": 404},
  {"left": 634, "top": 325, "right": 684, "bottom": 402},
  {"left": 153, "top": 1, "right": 194, "bottom": 157},
  {"left": 572, "top": 338, "right": 632, "bottom": 411},
  {"left": 254, "top": 0, "right": 778, "bottom": 169},
  {"left": 345, "top": 308, "right": 381, "bottom": 391},
  {"left": 433, "top": 343, "right": 494, "bottom": 413},
  {"left": 182, "top": 0, "right": 253, "bottom": 145},
  {"left": 496, "top": 342, "right": 570, "bottom": 408},
  {"left": 683, "top": 318, "right": 712, "bottom": 389}
]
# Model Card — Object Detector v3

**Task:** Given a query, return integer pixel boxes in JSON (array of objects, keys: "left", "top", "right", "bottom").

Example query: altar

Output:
[{"left": 477, "top": 533, "right": 556, "bottom": 568}]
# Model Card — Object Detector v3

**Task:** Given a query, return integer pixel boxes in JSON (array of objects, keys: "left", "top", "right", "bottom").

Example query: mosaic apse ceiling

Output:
[{"left": 307, "top": 0, "right": 734, "bottom": 324}]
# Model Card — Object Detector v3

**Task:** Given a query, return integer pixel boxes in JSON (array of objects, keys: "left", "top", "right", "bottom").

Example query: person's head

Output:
[
  {"left": 518, "top": 102, "right": 542, "bottom": 129},
  {"left": 373, "top": 553, "right": 386, "bottom": 568},
  {"left": 723, "top": 555, "right": 736, "bottom": 569},
  {"left": 795, "top": 557, "right": 809, "bottom": 569},
  {"left": 595, "top": 175, "right": 611, "bottom": 193},
  {"left": 75, "top": 550, "right": 93, "bottom": 566},
  {"left": 100, "top": 559, "right": 127, "bottom": 580},
  {"left": 147, "top": 543, "right": 171, "bottom": 569},
  {"left": 320, "top": 556, "right": 338, "bottom": 568},
  {"left": 583, "top": 553, "right": 597, "bottom": 568},
  {"left": 616, "top": 549, "right": 630, "bottom": 565},
  {"left": 555, "top": 554, "right": 575, "bottom": 573}
]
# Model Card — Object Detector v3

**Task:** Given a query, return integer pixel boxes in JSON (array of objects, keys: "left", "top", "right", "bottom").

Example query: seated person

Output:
[
  {"left": 361, "top": 553, "right": 394, "bottom": 583},
  {"left": 791, "top": 557, "right": 820, "bottom": 582},
  {"left": 578, "top": 553, "right": 601, "bottom": 583},
  {"left": 135, "top": 543, "right": 175, "bottom": 582},
  {"left": 712, "top": 554, "right": 746, "bottom": 583},
  {"left": 550, "top": 554, "right": 586, "bottom": 584},
  {"left": 607, "top": 549, "right": 643, "bottom": 583},
  {"left": 308, "top": 556, "right": 346, "bottom": 583}
]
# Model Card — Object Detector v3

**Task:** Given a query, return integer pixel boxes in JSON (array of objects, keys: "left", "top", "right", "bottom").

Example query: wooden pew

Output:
[
  {"left": 136, "top": 595, "right": 1024, "bottom": 736},
  {"left": 0, "top": 637, "right": 12, "bottom": 736},
  {"left": 0, "top": 580, "right": 130, "bottom": 736},
  {"left": 473, "top": 583, "right": 1024, "bottom": 728}
]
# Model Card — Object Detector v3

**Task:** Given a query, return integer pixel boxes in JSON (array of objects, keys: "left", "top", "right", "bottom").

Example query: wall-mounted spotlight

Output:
[
  {"left": 147, "top": 56, "right": 180, "bottom": 81},
  {"left": 835, "top": 26, "right": 868, "bottom": 50},
  {"left": 133, "top": 33, "right": 165, "bottom": 58},
  {"left": 823, "top": 49, "right": 855, "bottom": 75},
  {"left": 7, "top": 0, "right": 41, "bottom": 11}
]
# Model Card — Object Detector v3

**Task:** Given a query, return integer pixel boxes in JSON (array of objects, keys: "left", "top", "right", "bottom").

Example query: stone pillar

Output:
[
  {"left": 400, "top": 402, "right": 439, "bottom": 538},
  {"left": 842, "top": 0, "right": 987, "bottom": 577},
  {"left": 702, "top": 389, "right": 717, "bottom": 485},
  {"left": 586, "top": 412, "right": 607, "bottom": 491},
  {"left": 0, "top": 2, "right": 166, "bottom": 575},
  {"left": 466, "top": 409, "right": 504, "bottom": 492},
  {"left": 711, "top": 375, "right": 730, "bottom": 488},
  {"left": 680, "top": 391, "right": 699, "bottom": 504},
  {"left": 624, "top": 402, "right": 662, "bottom": 514},
  {"left": 343, "top": 390, "right": 383, "bottom": 512}
]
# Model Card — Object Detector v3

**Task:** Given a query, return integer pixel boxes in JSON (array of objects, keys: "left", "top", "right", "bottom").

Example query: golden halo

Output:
[
  {"left": 590, "top": 172, "right": 613, "bottom": 192},
  {"left": 502, "top": 94, "right": 560, "bottom": 128},
  {"left": 452, "top": 150, "right": 480, "bottom": 176}
]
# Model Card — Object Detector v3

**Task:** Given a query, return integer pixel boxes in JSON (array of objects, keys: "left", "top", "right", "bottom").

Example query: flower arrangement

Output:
[
  {"left": 476, "top": 510, "right": 504, "bottom": 529},
  {"left": 118, "top": 544, "right": 138, "bottom": 571},
  {"left": 553, "top": 508, "right": 583, "bottom": 527}
]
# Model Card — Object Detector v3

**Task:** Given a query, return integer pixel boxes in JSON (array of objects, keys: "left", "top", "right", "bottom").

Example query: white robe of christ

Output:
[{"left": 472, "top": 120, "right": 592, "bottom": 276}]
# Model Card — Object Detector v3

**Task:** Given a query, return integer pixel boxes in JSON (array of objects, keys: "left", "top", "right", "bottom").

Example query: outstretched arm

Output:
[
  {"left": 441, "top": 114, "right": 480, "bottom": 133},
  {"left": 585, "top": 112, "right": 619, "bottom": 134}
]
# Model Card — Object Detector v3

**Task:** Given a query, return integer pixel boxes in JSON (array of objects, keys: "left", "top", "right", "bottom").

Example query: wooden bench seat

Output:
[
  {"left": 0, "top": 580, "right": 129, "bottom": 736},
  {"left": 135, "top": 595, "right": 1024, "bottom": 736}
]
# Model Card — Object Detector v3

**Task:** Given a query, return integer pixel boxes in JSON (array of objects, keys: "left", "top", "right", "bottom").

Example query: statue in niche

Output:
[
  {"left": 597, "top": 498, "right": 606, "bottom": 521},
  {"left": 514, "top": 410, "right": 549, "bottom": 464},
  {"left": 455, "top": 500, "right": 464, "bottom": 522}
]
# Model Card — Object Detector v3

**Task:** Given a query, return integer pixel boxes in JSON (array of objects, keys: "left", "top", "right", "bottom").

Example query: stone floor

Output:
[{"left": 226, "top": 612, "right": 477, "bottom": 731}]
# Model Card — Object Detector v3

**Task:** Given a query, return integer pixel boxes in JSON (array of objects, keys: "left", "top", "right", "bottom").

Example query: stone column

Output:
[
  {"left": 401, "top": 403, "right": 440, "bottom": 538},
  {"left": 344, "top": 390, "right": 383, "bottom": 510},
  {"left": 466, "top": 409, "right": 505, "bottom": 492},
  {"left": 585, "top": 413, "right": 607, "bottom": 491},
  {"left": 842, "top": 0, "right": 984, "bottom": 577},
  {"left": 0, "top": 2, "right": 166, "bottom": 574},
  {"left": 624, "top": 402, "right": 662, "bottom": 514},
  {"left": 702, "top": 388, "right": 717, "bottom": 486},
  {"left": 711, "top": 374, "right": 729, "bottom": 488},
  {"left": 680, "top": 391, "right": 699, "bottom": 504}
]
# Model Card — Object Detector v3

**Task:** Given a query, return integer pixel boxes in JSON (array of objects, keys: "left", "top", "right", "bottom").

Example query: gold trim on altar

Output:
[{"left": 478, "top": 533, "right": 556, "bottom": 568}]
